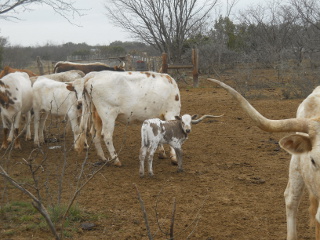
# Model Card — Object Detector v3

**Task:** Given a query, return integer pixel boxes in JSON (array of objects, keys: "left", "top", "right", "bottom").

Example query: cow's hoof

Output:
[
  {"left": 114, "top": 161, "right": 122, "bottom": 167},
  {"left": 171, "top": 159, "right": 178, "bottom": 166},
  {"left": 158, "top": 152, "right": 167, "bottom": 159},
  {"left": 177, "top": 168, "right": 184, "bottom": 173}
]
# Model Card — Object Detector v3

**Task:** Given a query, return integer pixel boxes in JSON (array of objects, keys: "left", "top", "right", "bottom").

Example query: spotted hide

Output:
[{"left": 0, "top": 72, "right": 33, "bottom": 149}]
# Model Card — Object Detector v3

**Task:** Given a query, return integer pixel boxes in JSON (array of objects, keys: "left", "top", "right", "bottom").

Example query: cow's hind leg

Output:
[
  {"left": 25, "top": 111, "right": 32, "bottom": 141},
  {"left": 91, "top": 110, "right": 107, "bottom": 162},
  {"left": 100, "top": 111, "right": 120, "bottom": 166},
  {"left": 12, "top": 112, "right": 22, "bottom": 149},
  {"left": 285, "top": 156, "right": 305, "bottom": 240}
]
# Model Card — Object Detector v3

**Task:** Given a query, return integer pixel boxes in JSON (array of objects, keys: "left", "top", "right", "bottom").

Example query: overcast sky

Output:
[{"left": 0, "top": 0, "right": 261, "bottom": 47}]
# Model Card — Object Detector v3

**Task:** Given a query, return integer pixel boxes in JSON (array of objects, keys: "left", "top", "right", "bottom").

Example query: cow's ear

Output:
[
  {"left": 175, "top": 116, "right": 181, "bottom": 120},
  {"left": 191, "top": 114, "right": 198, "bottom": 120},
  {"left": 279, "top": 134, "right": 312, "bottom": 155},
  {"left": 66, "top": 83, "right": 74, "bottom": 92}
]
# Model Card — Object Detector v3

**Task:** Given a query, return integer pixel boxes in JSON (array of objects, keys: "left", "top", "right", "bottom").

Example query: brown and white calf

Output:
[
  {"left": 0, "top": 72, "right": 33, "bottom": 149},
  {"left": 139, "top": 114, "right": 220, "bottom": 177}
]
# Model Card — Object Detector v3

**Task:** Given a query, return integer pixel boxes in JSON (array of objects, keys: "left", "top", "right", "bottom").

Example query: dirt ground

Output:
[{"left": 0, "top": 75, "right": 315, "bottom": 240}]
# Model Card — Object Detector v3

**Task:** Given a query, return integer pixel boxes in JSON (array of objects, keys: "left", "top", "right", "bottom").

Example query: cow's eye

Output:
[{"left": 311, "top": 157, "right": 316, "bottom": 166}]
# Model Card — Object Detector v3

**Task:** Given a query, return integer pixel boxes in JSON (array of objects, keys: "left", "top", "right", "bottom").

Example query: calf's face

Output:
[{"left": 175, "top": 114, "right": 197, "bottom": 134}]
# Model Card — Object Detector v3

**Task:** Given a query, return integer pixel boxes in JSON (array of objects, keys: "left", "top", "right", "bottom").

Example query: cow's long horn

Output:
[
  {"left": 191, "top": 114, "right": 224, "bottom": 124},
  {"left": 207, "top": 78, "right": 310, "bottom": 133}
]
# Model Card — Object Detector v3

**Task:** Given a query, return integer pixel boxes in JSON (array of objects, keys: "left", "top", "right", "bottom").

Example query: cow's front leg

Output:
[{"left": 285, "top": 156, "right": 305, "bottom": 240}]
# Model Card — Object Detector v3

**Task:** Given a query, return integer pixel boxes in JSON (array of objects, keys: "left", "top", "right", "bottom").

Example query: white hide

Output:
[{"left": 32, "top": 76, "right": 85, "bottom": 147}]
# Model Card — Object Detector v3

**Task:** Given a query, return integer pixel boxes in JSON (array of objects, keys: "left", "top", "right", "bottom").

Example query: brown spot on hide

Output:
[
  {"left": 145, "top": 72, "right": 151, "bottom": 78},
  {"left": 150, "top": 123, "right": 159, "bottom": 136},
  {"left": 128, "top": 72, "right": 132, "bottom": 75},
  {"left": 166, "top": 75, "right": 173, "bottom": 84},
  {"left": 0, "top": 80, "right": 5, "bottom": 87},
  {"left": 162, "top": 120, "right": 187, "bottom": 142},
  {"left": 0, "top": 91, "right": 11, "bottom": 108},
  {"left": 175, "top": 94, "right": 179, "bottom": 101},
  {"left": 152, "top": 74, "right": 156, "bottom": 78},
  {"left": 5, "top": 90, "right": 11, "bottom": 96}
]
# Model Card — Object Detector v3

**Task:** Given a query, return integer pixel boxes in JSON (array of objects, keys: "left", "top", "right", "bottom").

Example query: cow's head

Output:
[{"left": 66, "top": 78, "right": 85, "bottom": 110}]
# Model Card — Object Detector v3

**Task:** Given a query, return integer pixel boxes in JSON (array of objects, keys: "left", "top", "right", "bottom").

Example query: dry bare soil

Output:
[{"left": 0, "top": 74, "right": 314, "bottom": 239}]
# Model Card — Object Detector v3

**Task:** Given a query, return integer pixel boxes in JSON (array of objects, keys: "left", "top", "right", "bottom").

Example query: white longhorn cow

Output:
[
  {"left": 77, "top": 71, "right": 181, "bottom": 166},
  {"left": 32, "top": 76, "right": 85, "bottom": 148},
  {"left": 0, "top": 72, "right": 33, "bottom": 149},
  {"left": 208, "top": 78, "right": 320, "bottom": 240}
]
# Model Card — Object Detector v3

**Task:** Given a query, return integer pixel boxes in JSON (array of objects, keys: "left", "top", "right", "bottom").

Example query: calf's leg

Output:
[{"left": 139, "top": 146, "right": 147, "bottom": 177}]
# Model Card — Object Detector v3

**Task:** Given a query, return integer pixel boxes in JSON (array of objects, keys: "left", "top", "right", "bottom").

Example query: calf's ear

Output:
[
  {"left": 175, "top": 116, "right": 181, "bottom": 120},
  {"left": 279, "top": 134, "right": 312, "bottom": 155},
  {"left": 191, "top": 114, "right": 198, "bottom": 120},
  {"left": 65, "top": 83, "right": 75, "bottom": 92}
]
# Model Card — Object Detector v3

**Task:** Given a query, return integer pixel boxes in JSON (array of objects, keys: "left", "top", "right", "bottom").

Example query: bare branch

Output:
[{"left": 133, "top": 183, "right": 153, "bottom": 240}]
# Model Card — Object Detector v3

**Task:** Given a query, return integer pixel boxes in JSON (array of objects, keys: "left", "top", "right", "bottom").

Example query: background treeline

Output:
[
  {"left": 1, "top": 15, "right": 320, "bottom": 74},
  {"left": 1, "top": 0, "right": 320, "bottom": 98}
]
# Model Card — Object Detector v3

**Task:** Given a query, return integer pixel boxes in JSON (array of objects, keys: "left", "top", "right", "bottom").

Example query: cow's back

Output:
[
  {"left": 297, "top": 86, "right": 320, "bottom": 119},
  {"left": 84, "top": 71, "right": 181, "bottom": 122},
  {"left": 33, "top": 77, "right": 76, "bottom": 114},
  {"left": 0, "top": 72, "right": 33, "bottom": 114}
]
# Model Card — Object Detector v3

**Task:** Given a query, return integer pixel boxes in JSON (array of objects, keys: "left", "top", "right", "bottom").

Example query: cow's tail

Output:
[{"left": 75, "top": 91, "right": 90, "bottom": 153}]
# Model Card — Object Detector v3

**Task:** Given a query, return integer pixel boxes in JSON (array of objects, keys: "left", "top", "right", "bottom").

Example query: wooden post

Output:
[
  {"left": 161, "top": 53, "right": 168, "bottom": 73},
  {"left": 192, "top": 48, "right": 199, "bottom": 87},
  {"left": 36, "top": 56, "right": 44, "bottom": 75}
]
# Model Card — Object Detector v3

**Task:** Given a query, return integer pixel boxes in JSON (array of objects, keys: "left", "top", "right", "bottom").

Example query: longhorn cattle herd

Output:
[{"left": 1, "top": 62, "right": 320, "bottom": 239}]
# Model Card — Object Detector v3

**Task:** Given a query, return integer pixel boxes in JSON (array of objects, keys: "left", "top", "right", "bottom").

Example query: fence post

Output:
[
  {"left": 37, "top": 56, "right": 44, "bottom": 75},
  {"left": 192, "top": 48, "right": 199, "bottom": 87},
  {"left": 161, "top": 53, "right": 168, "bottom": 73}
]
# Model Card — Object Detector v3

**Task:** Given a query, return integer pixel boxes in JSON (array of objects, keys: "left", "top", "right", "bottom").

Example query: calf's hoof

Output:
[{"left": 177, "top": 168, "right": 184, "bottom": 173}]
